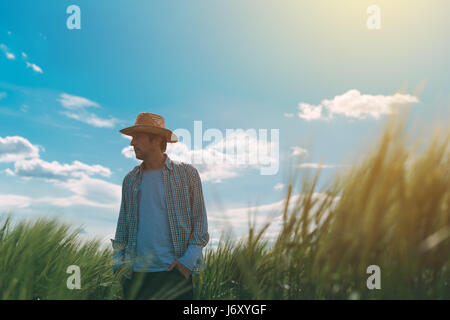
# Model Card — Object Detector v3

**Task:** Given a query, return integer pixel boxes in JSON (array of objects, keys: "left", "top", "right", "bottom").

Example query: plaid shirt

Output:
[{"left": 111, "top": 153, "right": 209, "bottom": 277}]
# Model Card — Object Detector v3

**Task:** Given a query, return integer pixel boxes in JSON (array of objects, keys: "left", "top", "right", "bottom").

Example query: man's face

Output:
[{"left": 130, "top": 132, "right": 162, "bottom": 160}]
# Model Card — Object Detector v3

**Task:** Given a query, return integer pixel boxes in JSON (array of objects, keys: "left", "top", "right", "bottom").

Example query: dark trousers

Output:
[{"left": 122, "top": 269, "right": 194, "bottom": 300}]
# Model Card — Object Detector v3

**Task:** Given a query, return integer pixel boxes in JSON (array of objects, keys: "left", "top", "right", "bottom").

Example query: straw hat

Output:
[{"left": 120, "top": 112, "right": 178, "bottom": 143}]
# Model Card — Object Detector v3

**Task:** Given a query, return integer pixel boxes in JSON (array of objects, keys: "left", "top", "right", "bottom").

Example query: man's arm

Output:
[
  {"left": 177, "top": 167, "right": 209, "bottom": 270},
  {"left": 111, "top": 178, "right": 129, "bottom": 274},
  {"left": 177, "top": 245, "right": 203, "bottom": 271},
  {"left": 187, "top": 167, "right": 209, "bottom": 247}
]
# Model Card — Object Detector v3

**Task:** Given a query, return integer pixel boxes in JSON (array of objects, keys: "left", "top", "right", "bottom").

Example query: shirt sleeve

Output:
[
  {"left": 112, "top": 177, "right": 129, "bottom": 273},
  {"left": 177, "top": 244, "right": 203, "bottom": 271},
  {"left": 188, "top": 167, "right": 209, "bottom": 247}
]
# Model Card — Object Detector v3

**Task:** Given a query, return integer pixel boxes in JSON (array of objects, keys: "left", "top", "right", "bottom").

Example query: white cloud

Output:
[
  {"left": 3, "top": 168, "right": 15, "bottom": 176},
  {"left": 274, "top": 183, "right": 284, "bottom": 190},
  {"left": 207, "top": 192, "right": 341, "bottom": 247},
  {"left": 0, "top": 136, "right": 40, "bottom": 163},
  {"left": 1, "top": 43, "right": 44, "bottom": 73},
  {"left": 298, "top": 104, "right": 323, "bottom": 121},
  {"left": 1, "top": 136, "right": 111, "bottom": 182},
  {"left": 284, "top": 113, "right": 294, "bottom": 117},
  {"left": 121, "top": 146, "right": 136, "bottom": 159},
  {"left": 122, "top": 134, "right": 132, "bottom": 140},
  {"left": 13, "top": 158, "right": 111, "bottom": 181},
  {"left": 297, "top": 89, "right": 419, "bottom": 121},
  {"left": 208, "top": 196, "right": 295, "bottom": 226},
  {"left": 0, "top": 43, "right": 15, "bottom": 60},
  {"left": 58, "top": 93, "right": 100, "bottom": 109},
  {"left": 290, "top": 146, "right": 308, "bottom": 157},
  {"left": 166, "top": 141, "right": 239, "bottom": 183},
  {"left": 0, "top": 135, "right": 119, "bottom": 209},
  {"left": 26, "top": 61, "right": 43, "bottom": 73},
  {"left": 207, "top": 194, "right": 308, "bottom": 232},
  {"left": 166, "top": 129, "right": 279, "bottom": 182},
  {"left": 53, "top": 176, "right": 121, "bottom": 208},
  {"left": 62, "top": 111, "right": 118, "bottom": 128},
  {"left": 0, "top": 176, "right": 121, "bottom": 210},
  {"left": 20, "top": 104, "right": 29, "bottom": 112},
  {"left": 58, "top": 93, "right": 119, "bottom": 128},
  {"left": 0, "top": 194, "right": 33, "bottom": 210},
  {"left": 297, "top": 162, "right": 346, "bottom": 169}
]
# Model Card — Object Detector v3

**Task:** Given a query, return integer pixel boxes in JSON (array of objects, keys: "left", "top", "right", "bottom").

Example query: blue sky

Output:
[{"left": 0, "top": 0, "right": 449, "bottom": 248}]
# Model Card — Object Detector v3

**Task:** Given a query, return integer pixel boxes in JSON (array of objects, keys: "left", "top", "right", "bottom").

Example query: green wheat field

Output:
[{"left": 1, "top": 112, "right": 449, "bottom": 300}]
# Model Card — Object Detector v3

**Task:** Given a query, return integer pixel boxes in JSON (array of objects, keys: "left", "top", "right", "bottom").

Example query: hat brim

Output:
[{"left": 120, "top": 125, "right": 178, "bottom": 143}]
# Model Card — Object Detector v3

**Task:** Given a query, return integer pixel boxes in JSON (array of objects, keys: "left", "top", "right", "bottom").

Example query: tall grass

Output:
[
  {"left": 0, "top": 215, "right": 121, "bottom": 299},
  {"left": 198, "top": 112, "right": 449, "bottom": 300},
  {"left": 1, "top": 112, "right": 448, "bottom": 299}
]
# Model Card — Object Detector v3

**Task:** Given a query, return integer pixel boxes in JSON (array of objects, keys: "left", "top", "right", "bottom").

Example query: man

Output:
[{"left": 111, "top": 112, "right": 209, "bottom": 300}]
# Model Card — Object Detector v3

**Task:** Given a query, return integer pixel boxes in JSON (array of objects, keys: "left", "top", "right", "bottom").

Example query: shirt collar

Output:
[
  {"left": 163, "top": 153, "right": 173, "bottom": 171},
  {"left": 138, "top": 153, "right": 173, "bottom": 175}
]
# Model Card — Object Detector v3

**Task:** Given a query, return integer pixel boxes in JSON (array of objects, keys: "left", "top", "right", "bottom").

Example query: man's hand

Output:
[{"left": 167, "top": 260, "right": 191, "bottom": 280}]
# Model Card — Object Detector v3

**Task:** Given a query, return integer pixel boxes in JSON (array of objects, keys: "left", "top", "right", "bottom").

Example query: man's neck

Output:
[{"left": 143, "top": 153, "right": 166, "bottom": 171}]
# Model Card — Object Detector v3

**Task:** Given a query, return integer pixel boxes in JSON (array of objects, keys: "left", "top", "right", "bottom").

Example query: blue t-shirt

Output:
[{"left": 134, "top": 168, "right": 202, "bottom": 272}]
